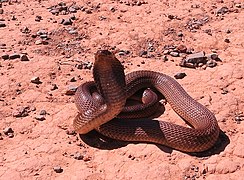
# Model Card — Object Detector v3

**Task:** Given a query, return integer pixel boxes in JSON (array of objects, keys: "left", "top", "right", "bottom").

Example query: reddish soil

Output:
[{"left": 0, "top": 0, "right": 244, "bottom": 179}]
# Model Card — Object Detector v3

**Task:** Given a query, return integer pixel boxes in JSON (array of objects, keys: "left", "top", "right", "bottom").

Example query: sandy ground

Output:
[{"left": 0, "top": 0, "right": 244, "bottom": 179}]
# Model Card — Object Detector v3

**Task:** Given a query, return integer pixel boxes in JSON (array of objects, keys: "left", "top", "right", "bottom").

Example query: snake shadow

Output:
[{"left": 79, "top": 130, "right": 229, "bottom": 156}]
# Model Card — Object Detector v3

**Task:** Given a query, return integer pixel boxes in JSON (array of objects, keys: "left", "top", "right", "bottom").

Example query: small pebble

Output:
[
  {"left": 224, "top": 38, "right": 230, "bottom": 43},
  {"left": 0, "top": 9, "right": 3, "bottom": 14},
  {"left": 73, "top": 152, "right": 84, "bottom": 160},
  {"left": 139, "top": 50, "right": 147, "bottom": 57},
  {"left": 40, "top": 34, "right": 48, "bottom": 39},
  {"left": 0, "top": 21, "right": 6, "bottom": 27},
  {"left": 1, "top": 54, "right": 9, "bottom": 60},
  {"left": 8, "top": 133, "right": 14, "bottom": 138},
  {"left": 53, "top": 166, "right": 63, "bottom": 173},
  {"left": 62, "top": 18, "right": 72, "bottom": 25},
  {"left": 210, "top": 53, "right": 218, "bottom": 60},
  {"left": 9, "top": 53, "right": 20, "bottom": 60},
  {"left": 3, "top": 127, "right": 14, "bottom": 135},
  {"left": 70, "top": 77, "right": 76, "bottom": 82},
  {"left": 176, "top": 45, "right": 187, "bottom": 53},
  {"left": 170, "top": 51, "right": 179, "bottom": 57},
  {"left": 50, "top": 84, "right": 58, "bottom": 90},
  {"left": 31, "top": 77, "right": 41, "bottom": 84},
  {"left": 35, "top": 40, "right": 43, "bottom": 45},
  {"left": 20, "top": 54, "right": 29, "bottom": 61},
  {"left": 207, "top": 60, "right": 217, "bottom": 68},
  {"left": 174, "top": 72, "right": 187, "bottom": 79},
  {"left": 35, "top": 115, "right": 46, "bottom": 121},
  {"left": 12, "top": 106, "right": 30, "bottom": 117},
  {"left": 35, "top": 15, "right": 42, "bottom": 22},
  {"left": 65, "top": 85, "right": 78, "bottom": 95},
  {"left": 39, "top": 110, "right": 47, "bottom": 115}
]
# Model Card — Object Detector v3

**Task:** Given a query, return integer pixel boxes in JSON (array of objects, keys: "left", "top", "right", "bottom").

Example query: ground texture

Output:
[{"left": 0, "top": 0, "right": 244, "bottom": 179}]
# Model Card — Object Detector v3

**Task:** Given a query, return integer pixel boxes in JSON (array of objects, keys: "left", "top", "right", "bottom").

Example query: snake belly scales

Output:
[{"left": 73, "top": 50, "right": 220, "bottom": 152}]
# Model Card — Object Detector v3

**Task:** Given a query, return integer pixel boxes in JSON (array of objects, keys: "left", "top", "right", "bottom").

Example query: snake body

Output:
[{"left": 74, "top": 50, "right": 220, "bottom": 152}]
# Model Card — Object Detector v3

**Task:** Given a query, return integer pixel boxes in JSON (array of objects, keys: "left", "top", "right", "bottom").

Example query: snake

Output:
[{"left": 73, "top": 50, "right": 220, "bottom": 152}]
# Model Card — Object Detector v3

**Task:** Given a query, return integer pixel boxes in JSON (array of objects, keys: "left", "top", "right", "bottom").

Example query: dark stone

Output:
[
  {"left": 9, "top": 53, "right": 20, "bottom": 59},
  {"left": 53, "top": 166, "right": 63, "bottom": 173},
  {"left": 0, "top": 21, "right": 6, "bottom": 27},
  {"left": 174, "top": 72, "right": 187, "bottom": 79},
  {"left": 20, "top": 54, "right": 29, "bottom": 61},
  {"left": 1, "top": 54, "right": 9, "bottom": 60}
]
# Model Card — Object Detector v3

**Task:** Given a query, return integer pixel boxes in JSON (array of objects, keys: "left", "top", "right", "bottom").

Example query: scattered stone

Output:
[
  {"left": 217, "top": 6, "right": 229, "bottom": 15},
  {"left": 39, "top": 110, "right": 47, "bottom": 115},
  {"left": 9, "top": 53, "right": 20, "bottom": 60},
  {"left": 20, "top": 54, "right": 29, "bottom": 61},
  {"left": 206, "top": 59, "right": 217, "bottom": 68},
  {"left": 62, "top": 18, "right": 72, "bottom": 25},
  {"left": 0, "top": 8, "right": 3, "bottom": 14},
  {"left": 209, "top": 53, "right": 218, "bottom": 60},
  {"left": 224, "top": 38, "right": 230, "bottom": 43},
  {"left": 65, "top": 85, "right": 78, "bottom": 95},
  {"left": 20, "top": 26, "right": 31, "bottom": 34},
  {"left": 70, "top": 77, "right": 76, "bottom": 82},
  {"left": 180, "top": 51, "right": 207, "bottom": 68},
  {"left": 12, "top": 106, "right": 30, "bottom": 117},
  {"left": 35, "top": 15, "right": 42, "bottom": 22},
  {"left": 110, "top": 6, "right": 116, "bottom": 12},
  {"left": 35, "top": 115, "right": 46, "bottom": 121},
  {"left": 169, "top": 51, "right": 179, "bottom": 57},
  {"left": 225, "top": 29, "right": 231, "bottom": 34},
  {"left": 177, "top": 32, "right": 183, "bottom": 37},
  {"left": 53, "top": 166, "right": 63, "bottom": 173},
  {"left": 176, "top": 45, "right": 187, "bottom": 53},
  {"left": 68, "top": 29, "right": 77, "bottom": 34},
  {"left": 8, "top": 133, "right": 14, "bottom": 138},
  {"left": 118, "top": 50, "right": 130, "bottom": 56},
  {"left": 174, "top": 72, "right": 187, "bottom": 79},
  {"left": 1, "top": 54, "right": 9, "bottom": 60},
  {"left": 139, "top": 50, "right": 147, "bottom": 57},
  {"left": 51, "top": 84, "right": 58, "bottom": 90},
  {"left": 73, "top": 152, "right": 84, "bottom": 160},
  {"left": 35, "top": 40, "right": 43, "bottom": 45},
  {"left": 3, "top": 127, "right": 14, "bottom": 135},
  {"left": 40, "top": 34, "right": 48, "bottom": 39},
  {"left": 31, "top": 77, "right": 42, "bottom": 84},
  {"left": 0, "top": 21, "right": 6, "bottom": 27}
]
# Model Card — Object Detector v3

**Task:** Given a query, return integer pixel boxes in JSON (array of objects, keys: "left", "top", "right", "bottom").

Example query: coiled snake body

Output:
[{"left": 74, "top": 50, "right": 220, "bottom": 152}]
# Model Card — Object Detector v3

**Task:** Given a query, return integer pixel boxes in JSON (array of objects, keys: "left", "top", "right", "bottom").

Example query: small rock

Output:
[
  {"left": 225, "top": 29, "right": 231, "bottom": 34},
  {"left": 1, "top": 54, "right": 9, "bottom": 60},
  {"left": 174, "top": 72, "right": 187, "bottom": 79},
  {"left": 0, "top": 9, "right": 3, "bottom": 14},
  {"left": 209, "top": 53, "right": 218, "bottom": 60},
  {"left": 66, "top": 129, "right": 76, "bottom": 135},
  {"left": 3, "top": 127, "right": 14, "bottom": 135},
  {"left": 50, "top": 84, "right": 58, "bottom": 90},
  {"left": 35, "top": 15, "right": 42, "bottom": 22},
  {"left": 176, "top": 45, "right": 187, "bottom": 53},
  {"left": 70, "top": 77, "right": 76, "bottom": 82},
  {"left": 73, "top": 152, "right": 84, "bottom": 160},
  {"left": 62, "top": 18, "right": 72, "bottom": 25},
  {"left": 217, "top": 7, "right": 229, "bottom": 15},
  {"left": 110, "top": 6, "right": 116, "bottom": 12},
  {"left": 53, "top": 166, "right": 63, "bottom": 173},
  {"left": 40, "top": 34, "right": 48, "bottom": 39},
  {"left": 65, "top": 85, "right": 78, "bottom": 95},
  {"left": 31, "top": 77, "right": 41, "bottom": 84},
  {"left": 8, "top": 133, "right": 14, "bottom": 138},
  {"left": 139, "top": 50, "right": 147, "bottom": 57},
  {"left": 118, "top": 50, "right": 130, "bottom": 56},
  {"left": 0, "top": 21, "right": 6, "bottom": 27},
  {"left": 9, "top": 53, "right": 20, "bottom": 59},
  {"left": 12, "top": 106, "right": 30, "bottom": 117},
  {"left": 224, "top": 38, "right": 230, "bottom": 43},
  {"left": 170, "top": 51, "right": 179, "bottom": 57},
  {"left": 35, "top": 40, "right": 43, "bottom": 45},
  {"left": 68, "top": 30, "right": 77, "bottom": 34},
  {"left": 207, "top": 60, "right": 217, "bottom": 68},
  {"left": 177, "top": 32, "right": 183, "bottom": 37},
  {"left": 39, "top": 110, "right": 47, "bottom": 115},
  {"left": 20, "top": 54, "right": 29, "bottom": 61},
  {"left": 185, "top": 51, "right": 207, "bottom": 64},
  {"left": 35, "top": 115, "right": 46, "bottom": 121}
]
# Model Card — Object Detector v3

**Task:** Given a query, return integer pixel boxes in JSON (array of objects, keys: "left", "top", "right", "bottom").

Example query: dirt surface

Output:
[{"left": 0, "top": 0, "right": 244, "bottom": 179}]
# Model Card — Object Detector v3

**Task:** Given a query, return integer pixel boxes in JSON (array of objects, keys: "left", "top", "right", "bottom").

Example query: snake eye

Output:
[{"left": 97, "top": 50, "right": 112, "bottom": 56}]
